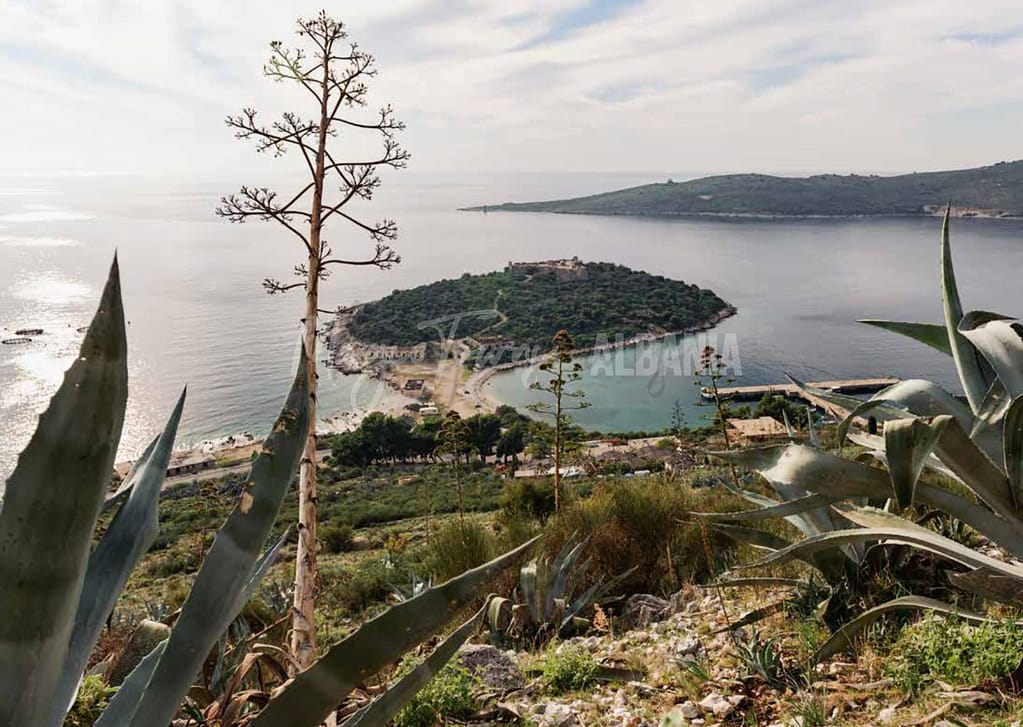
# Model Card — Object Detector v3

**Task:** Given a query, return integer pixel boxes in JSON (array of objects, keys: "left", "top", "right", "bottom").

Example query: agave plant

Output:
[
  {"left": 0, "top": 258, "right": 535, "bottom": 726},
  {"left": 705, "top": 208, "right": 1023, "bottom": 659},
  {"left": 486, "top": 535, "right": 634, "bottom": 645}
]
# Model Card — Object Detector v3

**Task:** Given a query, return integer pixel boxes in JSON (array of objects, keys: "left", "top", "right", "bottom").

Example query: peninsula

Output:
[
  {"left": 325, "top": 260, "right": 733, "bottom": 416},
  {"left": 462, "top": 160, "right": 1023, "bottom": 219}
]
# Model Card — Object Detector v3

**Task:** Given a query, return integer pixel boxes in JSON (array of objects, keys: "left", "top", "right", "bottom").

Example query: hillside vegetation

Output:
[
  {"left": 347, "top": 262, "right": 731, "bottom": 348},
  {"left": 465, "top": 159, "right": 1023, "bottom": 218}
]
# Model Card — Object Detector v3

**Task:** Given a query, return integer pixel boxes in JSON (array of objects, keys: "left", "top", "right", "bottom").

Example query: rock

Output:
[
  {"left": 699, "top": 693, "right": 736, "bottom": 719},
  {"left": 677, "top": 700, "right": 701, "bottom": 719},
  {"left": 674, "top": 634, "right": 702, "bottom": 658},
  {"left": 878, "top": 705, "right": 898, "bottom": 724},
  {"left": 622, "top": 594, "right": 671, "bottom": 628},
  {"left": 540, "top": 702, "right": 577, "bottom": 726},
  {"left": 458, "top": 644, "right": 526, "bottom": 692}
]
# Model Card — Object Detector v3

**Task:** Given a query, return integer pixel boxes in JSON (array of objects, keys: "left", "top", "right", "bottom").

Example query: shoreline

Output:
[
  {"left": 127, "top": 305, "right": 738, "bottom": 474},
  {"left": 361, "top": 304, "right": 738, "bottom": 417},
  {"left": 457, "top": 208, "right": 1023, "bottom": 221}
]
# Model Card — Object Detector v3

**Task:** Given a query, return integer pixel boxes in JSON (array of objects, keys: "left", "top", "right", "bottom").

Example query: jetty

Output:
[{"left": 702, "top": 377, "right": 898, "bottom": 403}]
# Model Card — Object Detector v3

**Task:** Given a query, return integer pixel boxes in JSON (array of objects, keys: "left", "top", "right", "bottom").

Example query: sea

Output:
[{"left": 3, "top": 171, "right": 1023, "bottom": 479}]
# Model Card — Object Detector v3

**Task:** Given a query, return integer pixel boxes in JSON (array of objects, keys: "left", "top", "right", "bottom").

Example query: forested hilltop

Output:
[
  {"left": 347, "top": 261, "right": 732, "bottom": 348},
  {"left": 464, "top": 160, "right": 1023, "bottom": 218}
]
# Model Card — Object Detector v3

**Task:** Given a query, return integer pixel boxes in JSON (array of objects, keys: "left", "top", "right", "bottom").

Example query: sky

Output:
[{"left": 1, "top": 0, "right": 1022, "bottom": 178}]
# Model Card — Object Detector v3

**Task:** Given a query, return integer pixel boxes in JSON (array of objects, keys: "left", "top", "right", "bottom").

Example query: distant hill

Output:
[
  {"left": 347, "top": 261, "right": 732, "bottom": 350},
  {"left": 463, "top": 161, "right": 1023, "bottom": 218}
]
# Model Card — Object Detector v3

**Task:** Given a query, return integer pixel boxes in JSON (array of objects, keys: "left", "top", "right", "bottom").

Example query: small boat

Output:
[
  {"left": 76, "top": 326, "right": 89, "bottom": 333},
  {"left": 2, "top": 337, "right": 32, "bottom": 345},
  {"left": 15, "top": 328, "right": 43, "bottom": 336}
]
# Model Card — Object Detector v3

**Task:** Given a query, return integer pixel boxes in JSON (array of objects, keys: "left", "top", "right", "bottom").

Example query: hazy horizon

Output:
[{"left": 2, "top": 1, "right": 1022, "bottom": 179}]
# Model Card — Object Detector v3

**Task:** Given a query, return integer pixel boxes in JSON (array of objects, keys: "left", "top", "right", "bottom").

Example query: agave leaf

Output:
[
  {"left": 785, "top": 375, "right": 863, "bottom": 417},
  {"left": 549, "top": 536, "right": 590, "bottom": 619},
  {"left": 884, "top": 416, "right": 950, "bottom": 511},
  {"left": 709, "top": 522, "right": 795, "bottom": 552},
  {"left": 915, "top": 481, "right": 1023, "bottom": 561},
  {"left": 562, "top": 565, "right": 637, "bottom": 631},
  {"left": 102, "top": 435, "right": 158, "bottom": 512},
  {"left": 0, "top": 258, "right": 128, "bottom": 726},
  {"left": 932, "top": 417, "right": 1016, "bottom": 521},
  {"left": 126, "top": 352, "right": 311, "bottom": 727},
  {"left": 714, "top": 577, "right": 816, "bottom": 590},
  {"left": 814, "top": 596, "right": 991, "bottom": 661},
  {"left": 741, "top": 517, "right": 1023, "bottom": 585},
  {"left": 858, "top": 320, "right": 952, "bottom": 356},
  {"left": 1003, "top": 397, "right": 1023, "bottom": 512},
  {"left": 235, "top": 527, "right": 293, "bottom": 615},
  {"left": 708, "top": 522, "right": 845, "bottom": 579},
  {"left": 781, "top": 409, "right": 795, "bottom": 439},
  {"left": 723, "top": 439, "right": 1023, "bottom": 560},
  {"left": 485, "top": 596, "right": 513, "bottom": 631},
  {"left": 344, "top": 602, "right": 488, "bottom": 727},
  {"left": 712, "top": 444, "right": 882, "bottom": 538},
  {"left": 972, "top": 379, "right": 1011, "bottom": 439},
  {"left": 948, "top": 568, "right": 1023, "bottom": 608},
  {"left": 94, "top": 641, "right": 168, "bottom": 727},
  {"left": 692, "top": 493, "right": 839, "bottom": 522},
  {"left": 806, "top": 406, "right": 819, "bottom": 448},
  {"left": 53, "top": 390, "right": 187, "bottom": 726},
  {"left": 941, "top": 210, "right": 995, "bottom": 411},
  {"left": 835, "top": 380, "right": 972, "bottom": 447},
  {"left": 520, "top": 559, "right": 541, "bottom": 624},
  {"left": 714, "top": 600, "right": 788, "bottom": 633},
  {"left": 249, "top": 536, "right": 539, "bottom": 727}
]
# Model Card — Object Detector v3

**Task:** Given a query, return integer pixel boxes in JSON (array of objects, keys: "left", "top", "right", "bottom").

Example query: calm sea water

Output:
[{"left": 2, "top": 171, "right": 1022, "bottom": 477}]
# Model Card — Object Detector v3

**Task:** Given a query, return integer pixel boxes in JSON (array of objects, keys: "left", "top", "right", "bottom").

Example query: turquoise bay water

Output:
[{"left": 3, "top": 171, "right": 1023, "bottom": 476}]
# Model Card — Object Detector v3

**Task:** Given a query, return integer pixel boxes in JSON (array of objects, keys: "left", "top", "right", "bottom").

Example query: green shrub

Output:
[
  {"left": 64, "top": 675, "right": 116, "bottom": 726},
  {"left": 542, "top": 475, "right": 739, "bottom": 595},
  {"left": 422, "top": 520, "right": 496, "bottom": 583},
  {"left": 321, "top": 522, "right": 354, "bottom": 554},
  {"left": 886, "top": 616, "right": 1023, "bottom": 693},
  {"left": 540, "top": 644, "right": 597, "bottom": 694},
  {"left": 393, "top": 661, "right": 478, "bottom": 727},
  {"left": 502, "top": 478, "right": 556, "bottom": 522}
]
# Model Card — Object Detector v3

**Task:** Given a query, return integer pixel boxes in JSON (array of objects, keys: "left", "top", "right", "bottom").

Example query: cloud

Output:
[{"left": 1, "top": 0, "right": 1021, "bottom": 176}]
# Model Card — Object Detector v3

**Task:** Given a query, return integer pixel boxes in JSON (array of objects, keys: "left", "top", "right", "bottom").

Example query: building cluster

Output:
[{"left": 505, "top": 256, "right": 589, "bottom": 282}]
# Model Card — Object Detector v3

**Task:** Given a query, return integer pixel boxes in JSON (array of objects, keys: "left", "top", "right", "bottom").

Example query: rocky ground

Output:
[{"left": 450, "top": 586, "right": 1023, "bottom": 727}]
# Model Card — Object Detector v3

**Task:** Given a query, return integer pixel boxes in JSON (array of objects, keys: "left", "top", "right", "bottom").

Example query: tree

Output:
[
  {"left": 753, "top": 392, "right": 807, "bottom": 428},
  {"left": 465, "top": 413, "right": 502, "bottom": 462},
  {"left": 216, "top": 11, "right": 409, "bottom": 669},
  {"left": 436, "top": 412, "right": 471, "bottom": 523},
  {"left": 496, "top": 421, "right": 526, "bottom": 466},
  {"left": 528, "top": 330, "right": 589, "bottom": 511},
  {"left": 694, "top": 345, "right": 739, "bottom": 486}
]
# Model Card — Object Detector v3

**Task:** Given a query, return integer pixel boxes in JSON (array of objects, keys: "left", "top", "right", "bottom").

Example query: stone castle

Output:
[{"left": 504, "top": 256, "right": 589, "bottom": 282}]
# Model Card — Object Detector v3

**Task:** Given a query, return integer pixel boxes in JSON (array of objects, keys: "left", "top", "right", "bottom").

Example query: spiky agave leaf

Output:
[
  {"left": 344, "top": 602, "right": 489, "bottom": 727},
  {"left": 248, "top": 536, "right": 539, "bottom": 727},
  {"left": 124, "top": 351, "right": 311, "bottom": 727},
  {"left": 724, "top": 440, "right": 1023, "bottom": 561},
  {"left": 858, "top": 320, "right": 952, "bottom": 356},
  {"left": 1003, "top": 396, "right": 1023, "bottom": 511},
  {"left": 941, "top": 208, "right": 995, "bottom": 412},
  {"left": 813, "top": 596, "right": 996, "bottom": 661},
  {"left": 884, "top": 416, "right": 950, "bottom": 511},
  {"left": 51, "top": 390, "right": 187, "bottom": 726},
  {"left": 0, "top": 257, "right": 128, "bottom": 726},
  {"left": 739, "top": 506, "right": 1023, "bottom": 584}
]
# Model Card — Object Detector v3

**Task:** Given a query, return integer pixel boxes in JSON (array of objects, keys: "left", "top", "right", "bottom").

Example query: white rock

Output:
[
  {"left": 541, "top": 702, "right": 576, "bottom": 726},
  {"left": 678, "top": 700, "right": 701, "bottom": 719},
  {"left": 878, "top": 705, "right": 898, "bottom": 724},
  {"left": 699, "top": 693, "right": 735, "bottom": 719}
]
